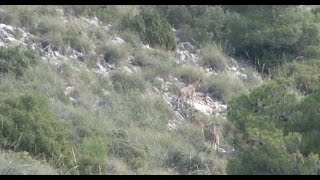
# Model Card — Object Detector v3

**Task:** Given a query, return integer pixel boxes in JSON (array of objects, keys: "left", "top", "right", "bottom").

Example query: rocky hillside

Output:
[{"left": 1, "top": 5, "right": 320, "bottom": 175}]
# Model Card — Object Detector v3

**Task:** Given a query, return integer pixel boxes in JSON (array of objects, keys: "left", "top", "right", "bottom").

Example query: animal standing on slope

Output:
[
  {"left": 177, "top": 77, "right": 202, "bottom": 108},
  {"left": 208, "top": 122, "right": 220, "bottom": 151}
]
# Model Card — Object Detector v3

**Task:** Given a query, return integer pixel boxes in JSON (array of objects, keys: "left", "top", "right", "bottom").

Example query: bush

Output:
[
  {"left": 0, "top": 46, "right": 38, "bottom": 77},
  {"left": 97, "top": 44, "right": 130, "bottom": 66},
  {"left": 62, "top": 5, "right": 139, "bottom": 24},
  {"left": 63, "top": 18, "right": 96, "bottom": 54},
  {"left": 131, "top": 48, "right": 175, "bottom": 82},
  {"left": 32, "top": 15, "right": 65, "bottom": 42},
  {"left": 111, "top": 71, "right": 146, "bottom": 93},
  {"left": 165, "top": 150, "right": 206, "bottom": 175},
  {"left": 157, "top": 125, "right": 228, "bottom": 175},
  {"left": 78, "top": 137, "right": 108, "bottom": 174},
  {"left": 156, "top": 5, "right": 192, "bottom": 29},
  {"left": 202, "top": 72, "right": 247, "bottom": 103},
  {"left": 105, "top": 158, "right": 133, "bottom": 175},
  {"left": 105, "top": 92, "right": 174, "bottom": 130},
  {"left": 0, "top": 6, "right": 40, "bottom": 30},
  {"left": 0, "top": 92, "right": 73, "bottom": 166},
  {"left": 164, "top": 149, "right": 226, "bottom": 175},
  {"left": 34, "top": 14, "right": 99, "bottom": 55},
  {"left": 224, "top": 6, "right": 320, "bottom": 72},
  {"left": 0, "top": 151, "right": 56, "bottom": 175},
  {"left": 121, "top": 6, "right": 176, "bottom": 51},
  {"left": 175, "top": 125, "right": 205, "bottom": 151},
  {"left": 226, "top": 78, "right": 320, "bottom": 174},
  {"left": 175, "top": 65, "right": 206, "bottom": 85},
  {"left": 119, "top": 30, "right": 143, "bottom": 47},
  {"left": 159, "top": 5, "right": 240, "bottom": 47},
  {"left": 272, "top": 60, "right": 320, "bottom": 95},
  {"left": 109, "top": 131, "right": 148, "bottom": 170},
  {"left": 130, "top": 49, "right": 156, "bottom": 68},
  {"left": 199, "top": 43, "right": 230, "bottom": 71}
]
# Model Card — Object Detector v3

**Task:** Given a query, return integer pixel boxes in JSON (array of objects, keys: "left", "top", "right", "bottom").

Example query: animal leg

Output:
[
  {"left": 216, "top": 136, "right": 219, "bottom": 147},
  {"left": 213, "top": 143, "right": 217, "bottom": 151},
  {"left": 201, "top": 130, "right": 205, "bottom": 143}
]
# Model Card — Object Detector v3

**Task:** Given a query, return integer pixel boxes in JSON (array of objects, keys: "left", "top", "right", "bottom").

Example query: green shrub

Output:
[
  {"left": 130, "top": 49, "right": 155, "bottom": 67},
  {"left": 56, "top": 62, "right": 76, "bottom": 82},
  {"left": 0, "top": 46, "right": 38, "bottom": 77},
  {"left": 202, "top": 72, "right": 247, "bottom": 103},
  {"left": 121, "top": 6, "right": 176, "bottom": 51},
  {"left": 301, "top": 45, "right": 320, "bottom": 58},
  {"left": 129, "top": 94, "right": 174, "bottom": 129},
  {"left": 156, "top": 5, "right": 192, "bottom": 29},
  {"left": 32, "top": 15, "right": 67, "bottom": 49},
  {"left": 199, "top": 43, "right": 231, "bottom": 71},
  {"left": 78, "top": 137, "right": 108, "bottom": 174},
  {"left": 272, "top": 60, "right": 320, "bottom": 95},
  {"left": 35, "top": 15, "right": 98, "bottom": 54},
  {"left": 96, "top": 6, "right": 140, "bottom": 24},
  {"left": 105, "top": 92, "right": 174, "bottom": 130},
  {"left": 109, "top": 131, "right": 147, "bottom": 170},
  {"left": 105, "top": 157, "right": 133, "bottom": 175},
  {"left": 0, "top": 151, "right": 56, "bottom": 175},
  {"left": 165, "top": 150, "right": 206, "bottom": 175},
  {"left": 226, "top": 79, "right": 320, "bottom": 174},
  {"left": 224, "top": 6, "right": 320, "bottom": 72},
  {"left": 97, "top": 44, "right": 130, "bottom": 66},
  {"left": 0, "top": 92, "right": 73, "bottom": 166},
  {"left": 61, "top": 5, "right": 140, "bottom": 25},
  {"left": 119, "top": 30, "right": 143, "bottom": 47},
  {"left": 164, "top": 149, "right": 227, "bottom": 175},
  {"left": 131, "top": 48, "right": 175, "bottom": 82},
  {"left": 111, "top": 71, "right": 146, "bottom": 93},
  {"left": 175, "top": 125, "right": 205, "bottom": 151},
  {"left": 156, "top": 5, "right": 239, "bottom": 47},
  {"left": 64, "top": 18, "right": 96, "bottom": 53},
  {"left": 0, "top": 6, "right": 40, "bottom": 30},
  {"left": 175, "top": 65, "right": 206, "bottom": 84}
]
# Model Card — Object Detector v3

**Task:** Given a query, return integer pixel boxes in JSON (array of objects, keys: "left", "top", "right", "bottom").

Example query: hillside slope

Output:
[{"left": 1, "top": 5, "right": 320, "bottom": 175}]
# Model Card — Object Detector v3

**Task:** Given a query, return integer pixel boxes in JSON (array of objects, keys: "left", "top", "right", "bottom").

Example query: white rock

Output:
[
  {"left": 0, "top": 24, "right": 14, "bottom": 32},
  {"left": 155, "top": 77, "right": 164, "bottom": 82},
  {"left": 219, "top": 104, "right": 228, "bottom": 113},
  {"left": 218, "top": 147, "right": 227, "bottom": 153},
  {"left": 238, "top": 73, "right": 248, "bottom": 79},
  {"left": 122, "top": 66, "right": 133, "bottom": 74},
  {"left": 31, "top": 43, "right": 37, "bottom": 50},
  {"left": 230, "top": 66, "right": 238, "bottom": 71},
  {"left": 65, "top": 85, "right": 76, "bottom": 96},
  {"left": 54, "top": 51, "right": 61, "bottom": 57},
  {"left": 142, "top": 44, "right": 150, "bottom": 49},
  {"left": 96, "top": 62, "right": 107, "bottom": 72},
  {"left": 111, "top": 36, "right": 125, "bottom": 44},
  {"left": 193, "top": 103, "right": 212, "bottom": 116},
  {"left": 104, "top": 24, "right": 112, "bottom": 31}
]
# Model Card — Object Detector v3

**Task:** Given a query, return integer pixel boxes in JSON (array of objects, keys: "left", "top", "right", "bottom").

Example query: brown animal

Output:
[
  {"left": 208, "top": 122, "right": 220, "bottom": 150},
  {"left": 178, "top": 77, "right": 202, "bottom": 108}
]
